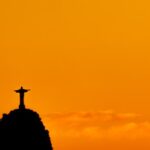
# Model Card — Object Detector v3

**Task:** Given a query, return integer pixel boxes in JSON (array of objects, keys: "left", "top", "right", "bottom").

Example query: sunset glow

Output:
[{"left": 0, "top": 0, "right": 150, "bottom": 149}]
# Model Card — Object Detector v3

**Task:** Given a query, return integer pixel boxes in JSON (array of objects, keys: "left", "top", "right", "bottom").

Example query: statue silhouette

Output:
[
  {"left": 15, "top": 86, "right": 30, "bottom": 109},
  {"left": 0, "top": 87, "right": 53, "bottom": 150}
]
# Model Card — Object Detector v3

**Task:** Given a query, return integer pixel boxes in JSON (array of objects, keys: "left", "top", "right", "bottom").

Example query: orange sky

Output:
[{"left": 0, "top": 0, "right": 150, "bottom": 149}]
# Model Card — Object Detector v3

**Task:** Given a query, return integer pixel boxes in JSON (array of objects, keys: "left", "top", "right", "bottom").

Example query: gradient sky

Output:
[{"left": 0, "top": 0, "right": 150, "bottom": 149}]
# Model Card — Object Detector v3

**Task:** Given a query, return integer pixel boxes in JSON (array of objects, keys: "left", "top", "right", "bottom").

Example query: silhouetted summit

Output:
[{"left": 0, "top": 87, "right": 53, "bottom": 150}]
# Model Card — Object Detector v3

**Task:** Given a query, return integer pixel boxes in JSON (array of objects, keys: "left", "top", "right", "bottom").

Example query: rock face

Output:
[{"left": 0, "top": 109, "right": 53, "bottom": 150}]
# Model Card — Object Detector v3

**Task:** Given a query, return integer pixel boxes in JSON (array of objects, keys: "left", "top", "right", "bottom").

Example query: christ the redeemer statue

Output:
[{"left": 15, "top": 86, "right": 30, "bottom": 110}]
